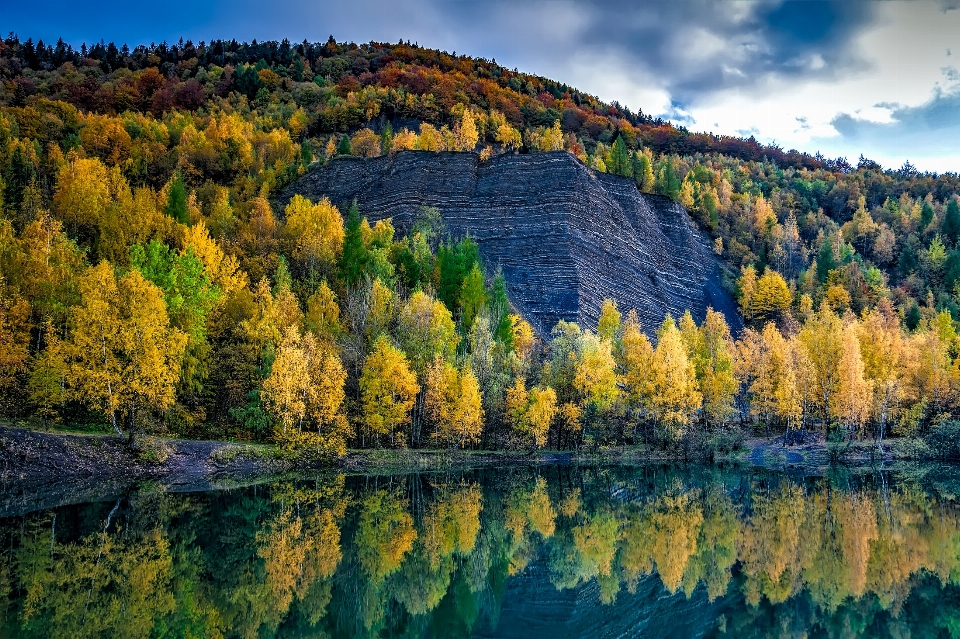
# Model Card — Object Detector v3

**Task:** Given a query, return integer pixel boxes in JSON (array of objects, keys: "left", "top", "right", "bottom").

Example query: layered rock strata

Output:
[{"left": 279, "top": 150, "right": 741, "bottom": 337}]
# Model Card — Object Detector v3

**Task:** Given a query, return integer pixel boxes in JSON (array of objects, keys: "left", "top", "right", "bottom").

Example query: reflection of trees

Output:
[{"left": 8, "top": 470, "right": 960, "bottom": 638}]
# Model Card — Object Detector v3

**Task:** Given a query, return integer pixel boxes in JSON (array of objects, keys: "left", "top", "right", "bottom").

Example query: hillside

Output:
[
  {"left": 280, "top": 150, "right": 741, "bottom": 336},
  {"left": 1, "top": 34, "right": 959, "bottom": 454}
]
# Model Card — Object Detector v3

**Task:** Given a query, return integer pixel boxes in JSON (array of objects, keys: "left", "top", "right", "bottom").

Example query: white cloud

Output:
[{"left": 675, "top": 2, "right": 960, "bottom": 171}]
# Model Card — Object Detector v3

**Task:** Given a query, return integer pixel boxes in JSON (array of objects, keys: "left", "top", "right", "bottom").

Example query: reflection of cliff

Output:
[
  {"left": 279, "top": 151, "right": 742, "bottom": 336},
  {"left": 482, "top": 562, "right": 729, "bottom": 639}
]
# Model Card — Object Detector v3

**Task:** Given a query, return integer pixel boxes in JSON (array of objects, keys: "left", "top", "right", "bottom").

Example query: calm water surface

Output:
[{"left": 3, "top": 464, "right": 960, "bottom": 638}]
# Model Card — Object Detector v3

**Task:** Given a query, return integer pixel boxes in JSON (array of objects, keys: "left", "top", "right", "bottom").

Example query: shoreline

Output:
[{"left": 0, "top": 426, "right": 936, "bottom": 519}]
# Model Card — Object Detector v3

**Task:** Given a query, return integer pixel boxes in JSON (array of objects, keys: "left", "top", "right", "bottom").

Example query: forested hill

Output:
[{"left": 2, "top": 33, "right": 960, "bottom": 453}]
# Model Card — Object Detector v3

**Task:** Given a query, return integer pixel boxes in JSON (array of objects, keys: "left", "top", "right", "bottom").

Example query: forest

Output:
[{"left": 2, "top": 34, "right": 960, "bottom": 456}]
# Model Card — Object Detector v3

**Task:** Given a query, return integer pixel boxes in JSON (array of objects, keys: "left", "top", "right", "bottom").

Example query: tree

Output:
[
  {"left": 130, "top": 240, "right": 221, "bottom": 391},
  {"left": 164, "top": 172, "right": 189, "bottom": 225},
  {"left": 943, "top": 198, "right": 960, "bottom": 246},
  {"left": 573, "top": 330, "right": 619, "bottom": 412},
  {"left": 649, "top": 316, "right": 701, "bottom": 438},
  {"left": 424, "top": 357, "right": 484, "bottom": 448},
  {"left": 53, "top": 155, "right": 110, "bottom": 240},
  {"left": 351, "top": 128, "right": 382, "bottom": 158},
  {"left": 798, "top": 305, "right": 843, "bottom": 427},
  {"left": 336, "top": 134, "right": 352, "bottom": 156},
  {"left": 360, "top": 336, "right": 420, "bottom": 446},
  {"left": 459, "top": 264, "right": 487, "bottom": 332},
  {"left": 597, "top": 299, "right": 622, "bottom": 344},
  {"left": 741, "top": 268, "right": 791, "bottom": 324},
  {"left": 63, "top": 262, "right": 186, "bottom": 441},
  {"left": 305, "top": 280, "right": 342, "bottom": 339},
  {"left": 339, "top": 202, "right": 368, "bottom": 287},
  {"left": 857, "top": 301, "right": 906, "bottom": 444},
  {"left": 262, "top": 325, "right": 348, "bottom": 455},
  {"left": 619, "top": 310, "right": 655, "bottom": 408},
  {"left": 832, "top": 318, "right": 872, "bottom": 438},
  {"left": 397, "top": 291, "right": 458, "bottom": 374},
  {"left": 635, "top": 151, "right": 654, "bottom": 192},
  {"left": 506, "top": 379, "right": 557, "bottom": 449},
  {"left": 455, "top": 108, "right": 479, "bottom": 151},
  {"left": 283, "top": 195, "right": 344, "bottom": 280},
  {"left": 608, "top": 135, "right": 631, "bottom": 178},
  {"left": 692, "top": 309, "right": 738, "bottom": 426}
]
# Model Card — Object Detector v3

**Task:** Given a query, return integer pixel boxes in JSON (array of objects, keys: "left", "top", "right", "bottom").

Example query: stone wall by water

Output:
[{"left": 279, "top": 150, "right": 742, "bottom": 336}]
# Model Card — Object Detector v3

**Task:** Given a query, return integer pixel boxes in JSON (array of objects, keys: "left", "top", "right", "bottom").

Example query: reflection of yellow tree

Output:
[
  {"left": 503, "top": 477, "right": 557, "bottom": 575},
  {"left": 394, "top": 483, "right": 483, "bottom": 616},
  {"left": 356, "top": 490, "right": 417, "bottom": 584},
  {"left": 14, "top": 510, "right": 175, "bottom": 639},
  {"left": 739, "top": 484, "right": 805, "bottom": 606}
]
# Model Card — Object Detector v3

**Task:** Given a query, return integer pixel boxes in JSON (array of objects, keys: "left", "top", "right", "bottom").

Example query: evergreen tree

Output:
[
  {"left": 817, "top": 240, "right": 837, "bottom": 282},
  {"left": 339, "top": 201, "right": 367, "bottom": 286},
  {"left": 921, "top": 201, "right": 935, "bottom": 229},
  {"left": 336, "top": 134, "right": 352, "bottom": 156},
  {"left": 942, "top": 199, "right": 960, "bottom": 246},
  {"left": 165, "top": 172, "right": 189, "bottom": 225},
  {"left": 656, "top": 160, "right": 681, "bottom": 201},
  {"left": 609, "top": 135, "right": 632, "bottom": 178},
  {"left": 490, "top": 270, "right": 513, "bottom": 345}
]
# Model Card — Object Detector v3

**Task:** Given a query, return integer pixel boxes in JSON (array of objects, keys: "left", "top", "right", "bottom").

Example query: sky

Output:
[{"left": 6, "top": 0, "right": 960, "bottom": 173}]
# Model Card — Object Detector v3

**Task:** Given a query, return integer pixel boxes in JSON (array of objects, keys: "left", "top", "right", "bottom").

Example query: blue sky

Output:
[{"left": 6, "top": 0, "right": 960, "bottom": 172}]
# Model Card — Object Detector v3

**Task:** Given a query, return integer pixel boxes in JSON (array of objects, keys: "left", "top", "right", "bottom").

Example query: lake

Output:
[{"left": 3, "top": 463, "right": 960, "bottom": 638}]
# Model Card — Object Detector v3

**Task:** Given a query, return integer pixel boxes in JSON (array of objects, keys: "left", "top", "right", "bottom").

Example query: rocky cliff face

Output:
[{"left": 280, "top": 150, "right": 741, "bottom": 336}]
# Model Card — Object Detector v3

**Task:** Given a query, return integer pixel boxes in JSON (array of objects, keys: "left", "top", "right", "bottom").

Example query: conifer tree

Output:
[{"left": 339, "top": 202, "right": 367, "bottom": 287}]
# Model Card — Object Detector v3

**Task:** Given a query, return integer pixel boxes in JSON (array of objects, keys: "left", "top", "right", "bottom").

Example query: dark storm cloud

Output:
[{"left": 563, "top": 0, "right": 878, "bottom": 101}]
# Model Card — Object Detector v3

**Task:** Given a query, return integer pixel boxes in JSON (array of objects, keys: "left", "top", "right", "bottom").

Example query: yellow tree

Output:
[
  {"left": 749, "top": 269, "right": 792, "bottom": 324},
  {"left": 455, "top": 108, "right": 479, "bottom": 151},
  {"left": 182, "top": 220, "right": 247, "bottom": 295},
  {"left": 692, "top": 309, "right": 738, "bottom": 426},
  {"left": 574, "top": 330, "right": 619, "bottom": 411},
  {"left": 424, "top": 357, "right": 484, "bottom": 448},
  {"left": 283, "top": 195, "right": 345, "bottom": 280},
  {"left": 397, "top": 290, "right": 458, "bottom": 373},
  {"left": 263, "top": 325, "right": 349, "bottom": 454},
  {"left": 741, "top": 323, "right": 801, "bottom": 428},
  {"left": 64, "top": 262, "right": 186, "bottom": 441},
  {"left": 360, "top": 336, "right": 420, "bottom": 446},
  {"left": 506, "top": 378, "right": 558, "bottom": 448},
  {"left": 263, "top": 325, "right": 310, "bottom": 435},
  {"left": 649, "top": 316, "right": 701, "bottom": 439},
  {"left": 305, "top": 280, "right": 342, "bottom": 340},
  {"left": 351, "top": 128, "right": 382, "bottom": 157},
  {"left": 53, "top": 155, "right": 111, "bottom": 239},
  {"left": 832, "top": 318, "right": 872, "bottom": 439},
  {"left": 798, "top": 305, "right": 843, "bottom": 427},
  {"left": 527, "top": 386, "right": 559, "bottom": 448},
  {"left": 619, "top": 310, "right": 655, "bottom": 409},
  {"left": 857, "top": 301, "right": 906, "bottom": 443},
  {"left": 597, "top": 299, "right": 622, "bottom": 343}
]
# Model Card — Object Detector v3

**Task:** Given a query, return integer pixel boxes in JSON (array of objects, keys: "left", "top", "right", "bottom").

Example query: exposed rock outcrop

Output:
[{"left": 279, "top": 150, "right": 741, "bottom": 336}]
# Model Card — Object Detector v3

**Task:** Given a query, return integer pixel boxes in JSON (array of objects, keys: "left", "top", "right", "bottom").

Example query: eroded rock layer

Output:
[{"left": 280, "top": 150, "right": 742, "bottom": 336}]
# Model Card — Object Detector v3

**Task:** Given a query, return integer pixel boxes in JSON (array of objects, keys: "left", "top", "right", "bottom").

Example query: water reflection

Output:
[{"left": 3, "top": 467, "right": 960, "bottom": 638}]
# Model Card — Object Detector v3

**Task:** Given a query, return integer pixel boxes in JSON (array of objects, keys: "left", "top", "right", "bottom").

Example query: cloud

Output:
[{"left": 817, "top": 86, "right": 960, "bottom": 172}]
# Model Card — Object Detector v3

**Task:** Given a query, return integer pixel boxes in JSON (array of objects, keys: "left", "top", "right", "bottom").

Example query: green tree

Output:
[
  {"left": 942, "top": 199, "right": 960, "bottom": 246},
  {"left": 608, "top": 135, "right": 632, "bottom": 178},
  {"left": 339, "top": 202, "right": 367, "bottom": 287},
  {"left": 164, "top": 172, "right": 189, "bottom": 225}
]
